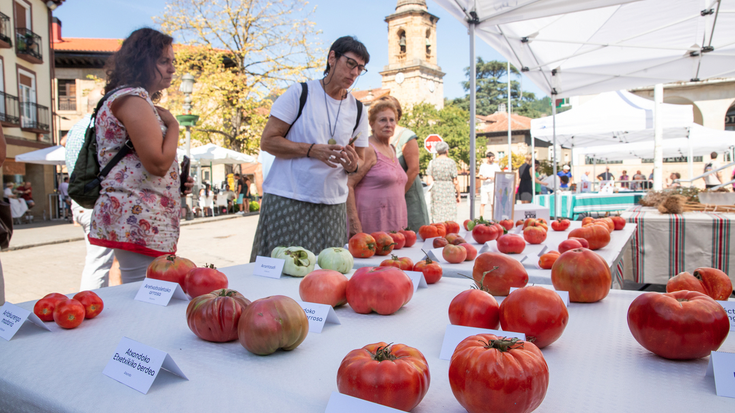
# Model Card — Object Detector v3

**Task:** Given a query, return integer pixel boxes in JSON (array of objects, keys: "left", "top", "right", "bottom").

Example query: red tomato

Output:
[
  {"left": 627, "top": 290, "right": 729, "bottom": 360},
  {"left": 551, "top": 218, "right": 570, "bottom": 231},
  {"left": 499, "top": 219, "right": 515, "bottom": 231},
  {"left": 418, "top": 225, "right": 439, "bottom": 240},
  {"left": 538, "top": 252, "right": 560, "bottom": 269},
  {"left": 346, "top": 266, "right": 413, "bottom": 315},
  {"left": 72, "top": 291, "right": 104, "bottom": 319},
  {"left": 692, "top": 267, "right": 733, "bottom": 300},
  {"left": 515, "top": 219, "right": 524, "bottom": 227},
  {"left": 433, "top": 237, "right": 449, "bottom": 248},
  {"left": 497, "top": 234, "right": 526, "bottom": 254},
  {"left": 371, "top": 232, "right": 396, "bottom": 256},
  {"left": 551, "top": 248, "right": 611, "bottom": 303},
  {"left": 523, "top": 226, "right": 547, "bottom": 244},
  {"left": 414, "top": 258, "right": 443, "bottom": 284},
  {"left": 53, "top": 299, "right": 85, "bottom": 329},
  {"left": 449, "top": 334, "right": 549, "bottom": 413},
  {"left": 432, "top": 223, "right": 447, "bottom": 237},
  {"left": 473, "top": 252, "right": 528, "bottom": 296},
  {"left": 463, "top": 219, "right": 472, "bottom": 231},
  {"left": 299, "top": 269, "right": 349, "bottom": 307},
  {"left": 446, "top": 233, "right": 467, "bottom": 245},
  {"left": 34, "top": 293, "right": 67, "bottom": 321},
  {"left": 146, "top": 254, "right": 197, "bottom": 291},
  {"left": 500, "top": 286, "right": 569, "bottom": 348},
  {"left": 611, "top": 216, "right": 626, "bottom": 230},
  {"left": 558, "top": 238, "right": 584, "bottom": 254},
  {"left": 399, "top": 228, "right": 417, "bottom": 247},
  {"left": 349, "top": 233, "right": 377, "bottom": 258},
  {"left": 459, "top": 243, "right": 477, "bottom": 261},
  {"left": 184, "top": 264, "right": 228, "bottom": 298},
  {"left": 337, "top": 343, "right": 430, "bottom": 411},
  {"left": 581, "top": 217, "right": 595, "bottom": 226},
  {"left": 379, "top": 255, "right": 414, "bottom": 271},
  {"left": 568, "top": 237, "right": 590, "bottom": 249},
  {"left": 443, "top": 244, "right": 467, "bottom": 264},
  {"left": 448, "top": 289, "right": 500, "bottom": 329},
  {"left": 238, "top": 295, "right": 309, "bottom": 355},
  {"left": 388, "top": 231, "right": 406, "bottom": 249},
  {"left": 472, "top": 223, "right": 499, "bottom": 244},
  {"left": 568, "top": 225, "right": 610, "bottom": 250},
  {"left": 187, "top": 289, "right": 251, "bottom": 342},
  {"left": 665, "top": 271, "right": 706, "bottom": 295},
  {"left": 444, "top": 221, "right": 461, "bottom": 234}
]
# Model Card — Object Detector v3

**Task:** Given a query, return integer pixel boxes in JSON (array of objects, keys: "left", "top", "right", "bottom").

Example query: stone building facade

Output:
[{"left": 379, "top": 0, "right": 444, "bottom": 110}]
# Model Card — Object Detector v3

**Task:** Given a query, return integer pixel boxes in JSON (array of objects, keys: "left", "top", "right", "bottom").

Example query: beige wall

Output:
[{"left": 53, "top": 70, "right": 106, "bottom": 140}]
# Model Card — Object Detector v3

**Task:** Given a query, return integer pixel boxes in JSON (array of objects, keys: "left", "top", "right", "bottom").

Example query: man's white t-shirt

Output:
[
  {"left": 58, "top": 182, "right": 69, "bottom": 198},
  {"left": 704, "top": 161, "right": 721, "bottom": 185},
  {"left": 264, "top": 80, "right": 369, "bottom": 204},
  {"left": 479, "top": 162, "right": 501, "bottom": 191}
]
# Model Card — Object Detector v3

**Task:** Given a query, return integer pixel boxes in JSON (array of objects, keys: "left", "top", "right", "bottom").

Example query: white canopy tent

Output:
[
  {"left": 530, "top": 90, "right": 694, "bottom": 147},
  {"left": 431, "top": 0, "right": 735, "bottom": 217},
  {"left": 189, "top": 143, "right": 257, "bottom": 165},
  {"left": 14, "top": 145, "right": 66, "bottom": 166}
]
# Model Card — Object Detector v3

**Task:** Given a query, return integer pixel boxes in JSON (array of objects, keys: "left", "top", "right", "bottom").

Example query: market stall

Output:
[
  {"left": 1, "top": 264, "right": 732, "bottom": 412},
  {"left": 622, "top": 206, "right": 735, "bottom": 286},
  {"left": 534, "top": 192, "right": 646, "bottom": 220}
]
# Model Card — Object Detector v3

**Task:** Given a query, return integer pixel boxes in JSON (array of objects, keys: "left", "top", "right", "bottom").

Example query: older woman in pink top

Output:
[{"left": 347, "top": 99, "right": 408, "bottom": 237}]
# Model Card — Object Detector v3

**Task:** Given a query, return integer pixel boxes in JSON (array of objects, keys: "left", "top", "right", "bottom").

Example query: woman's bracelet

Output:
[
  {"left": 306, "top": 143, "right": 315, "bottom": 158},
  {"left": 348, "top": 163, "right": 359, "bottom": 174}
]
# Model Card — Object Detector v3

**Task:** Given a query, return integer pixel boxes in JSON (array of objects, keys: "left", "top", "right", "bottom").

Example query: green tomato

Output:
[
  {"left": 317, "top": 247, "right": 354, "bottom": 274},
  {"left": 281, "top": 247, "right": 316, "bottom": 277}
]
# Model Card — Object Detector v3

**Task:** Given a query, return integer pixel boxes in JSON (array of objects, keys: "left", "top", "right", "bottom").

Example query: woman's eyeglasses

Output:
[{"left": 339, "top": 54, "right": 368, "bottom": 76}]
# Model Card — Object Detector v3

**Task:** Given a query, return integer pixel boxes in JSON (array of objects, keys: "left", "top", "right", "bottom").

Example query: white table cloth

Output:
[
  {"left": 2, "top": 263, "right": 731, "bottom": 412},
  {"left": 352, "top": 222, "right": 636, "bottom": 289}
]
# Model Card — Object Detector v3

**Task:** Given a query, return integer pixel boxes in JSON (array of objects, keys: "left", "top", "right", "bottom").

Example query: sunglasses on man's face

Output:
[{"left": 338, "top": 54, "right": 368, "bottom": 76}]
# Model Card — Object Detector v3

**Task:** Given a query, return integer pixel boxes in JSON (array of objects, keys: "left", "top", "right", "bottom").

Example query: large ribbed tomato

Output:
[
  {"left": 666, "top": 267, "right": 733, "bottom": 301},
  {"left": 186, "top": 289, "right": 251, "bottom": 342},
  {"left": 627, "top": 290, "right": 729, "bottom": 360},
  {"left": 472, "top": 252, "right": 528, "bottom": 296},
  {"left": 449, "top": 334, "right": 549, "bottom": 413},
  {"left": 567, "top": 225, "right": 610, "bottom": 250},
  {"left": 499, "top": 286, "right": 569, "bottom": 348},
  {"left": 146, "top": 254, "right": 197, "bottom": 290},
  {"left": 184, "top": 264, "right": 228, "bottom": 298},
  {"left": 337, "top": 342, "right": 430, "bottom": 411},
  {"left": 299, "top": 269, "right": 349, "bottom": 307},
  {"left": 551, "top": 248, "right": 611, "bottom": 303},
  {"left": 238, "top": 295, "right": 308, "bottom": 355},
  {"left": 448, "top": 289, "right": 500, "bottom": 329},
  {"left": 346, "top": 266, "right": 413, "bottom": 315}
]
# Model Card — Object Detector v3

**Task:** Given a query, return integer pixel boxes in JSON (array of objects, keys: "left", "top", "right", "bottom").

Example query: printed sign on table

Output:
[
  {"left": 103, "top": 337, "right": 188, "bottom": 394},
  {"left": 706, "top": 351, "right": 735, "bottom": 398},
  {"left": 295, "top": 300, "right": 340, "bottom": 334},
  {"left": 717, "top": 301, "right": 735, "bottom": 332},
  {"left": 253, "top": 256, "right": 285, "bottom": 279},
  {"left": 439, "top": 324, "right": 525, "bottom": 360},
  {"left": 134, "top": 279, "right": 188, "bottom": 306},
  {"left": 0, "top": 302, "right": 50, "bottom": 341}
]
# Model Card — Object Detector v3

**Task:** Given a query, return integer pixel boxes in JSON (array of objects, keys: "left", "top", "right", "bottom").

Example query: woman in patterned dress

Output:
[
  {"left": 89, "top": 28, "right": 190, "bottom": 283},
  {"left": 426, "top": 142, "right": 461, "bottom": 222}
]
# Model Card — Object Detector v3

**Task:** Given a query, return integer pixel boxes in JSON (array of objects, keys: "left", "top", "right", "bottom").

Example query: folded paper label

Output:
[
  {"left": 716, "top": 301, "right": 735, "bottom": 332},
  {"left": 103, "top": 336, "right": 188, "bottom": 394},
  {"left": 253, "top": 256, "right": 285, "bottom": 279},
  {"left": 705, "top": 351, "right": 735, "bottom": 398},
  {"left": 0, "top": 302, "right": 50, "bottom": 341},
  {"left": 439, "top": 324, "right": 525, "bottom": 360},
  {"left": 295, "top": 300, "right": 340, "bottom": 334},
  {"left": 403, "top": 271, "right": 428, "bottom": 292},
  {"left": 421, "top": 237, "right": 439, "bottom": 251},
  {"left": 134, "top": 279, "right": 188, "bottom": 306},
  {"left": 325, "top": 391, "right": 406, "bottom": 412}
]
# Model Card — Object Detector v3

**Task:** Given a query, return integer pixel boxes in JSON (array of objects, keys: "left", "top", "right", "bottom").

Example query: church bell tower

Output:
[{"left": 381, "top": 0, "right": 445, "bottom": 109}]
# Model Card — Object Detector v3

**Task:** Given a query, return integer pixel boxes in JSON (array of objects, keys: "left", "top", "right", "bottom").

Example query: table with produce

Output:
[{"left": 1, "top": 216, "right": 733, "bottom": 413}]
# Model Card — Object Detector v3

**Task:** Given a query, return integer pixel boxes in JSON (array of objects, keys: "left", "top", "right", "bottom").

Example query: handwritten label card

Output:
[
  {"left": 403, "top": 271, "right": 428, "bottom": 292},
  {"left": 0, "top": 302, "right": 50, "bottom": 341},
  {"left": 509, "top": 286, "right": 570, "bottom": 307},
  {"left": 103, "top": 337, "right": 188, "bottom": 394},
  {"left": 439, "top": 324, "right": 525, "bottom": 360},
  {"left": 717, "top": 301, "right": 735, "bottom": 332},
  {"left": 296, "top": 300, "right": 340, "bottom": 334},
  {"left": 134, "top": 279, "right": 188, "bottom": 306},
  {"left": 253, "top": 256, "right": 285, "bottom": 279},
  {"left": 705, "top": 351, "right": 735, "bottom": 398},
  {"left": 325, "top": 391, "right": 406, "bottom": 413}
]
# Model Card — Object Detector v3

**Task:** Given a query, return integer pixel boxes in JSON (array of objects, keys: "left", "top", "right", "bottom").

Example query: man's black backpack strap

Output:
[
  {"left": 353, "top": 100, "right": 363, "bottom": 134},
  {"left": 283, "top": 82, "right": 363, "bottom": 139}
]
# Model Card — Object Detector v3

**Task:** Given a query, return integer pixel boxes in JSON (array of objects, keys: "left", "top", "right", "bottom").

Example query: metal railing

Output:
[
  {"left": 58, "top": 96, "right": 76, "bottom": 111},
  {"left": 673, "top": 160, "right": 735, "bottom": 188},
  {"left": 0, "top": 12, "right": 11, "bottom": 46},
  {"left": 0, "top": 91, "right": 20, "bottom": 125},
  {"left": 15, "top": 28, "right": 42, "bottom": 61},
  {"left": 19, "top": 101, "right": 50, "bottom": 132}
]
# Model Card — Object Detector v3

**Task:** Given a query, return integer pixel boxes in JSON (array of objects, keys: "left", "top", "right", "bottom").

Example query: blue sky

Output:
[{"left": 54, "top": 0, "right": 545, "bottom": 100}]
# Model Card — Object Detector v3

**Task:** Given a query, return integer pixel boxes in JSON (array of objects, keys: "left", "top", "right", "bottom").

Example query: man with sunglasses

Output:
[{"left": 252, "top": 36, "right": 371, "bottom": 261}]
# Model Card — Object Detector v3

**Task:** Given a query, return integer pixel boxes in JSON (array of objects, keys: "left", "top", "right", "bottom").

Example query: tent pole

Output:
[
  {"left": 507, "top": 60, "right": 512, "bottom": 172},
  {"left": 469, "top": 19, "right": 477, "bottom": 220},
  {"left": 653, "top": 83, "right": 664, "bottom": 190},
  {"left": 552, "top": 102, "right": 558, "bottom": 218}
]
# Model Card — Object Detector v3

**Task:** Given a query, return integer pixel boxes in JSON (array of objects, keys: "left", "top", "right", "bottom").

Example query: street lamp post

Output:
[{"left": 176, "top": 73, "right": 199, "bottom": 221}]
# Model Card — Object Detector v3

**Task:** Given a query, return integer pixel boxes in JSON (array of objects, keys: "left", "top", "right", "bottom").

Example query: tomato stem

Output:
[
  {"left": 481, "top": 337, "right": 525, "bottom": 352},
  {"left": 372, "top": 343, "right": 398, "bottom": 361}
]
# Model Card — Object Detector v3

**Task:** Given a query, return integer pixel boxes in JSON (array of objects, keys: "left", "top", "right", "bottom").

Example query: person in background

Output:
[
  {"left": 533, "top": 160, "right": 548, "bottom": 195},
  {"left": 620, "top": 170, "right": 630, "bottom": 188},
  {"left": 383, "top": 96, "right": 430, "bottom": 230},
  {"left": 199, "top": 182, "right": 214, "bottom": 217},
  {"left": 252, "top": 36, "right": 369, "bottom": 260},
  {"left": 517, "top": 154, "right": 534, "bottom": 203},
  {"left": 235, "top": 173, "right": 248, "bottom": 213},
  {"left": 597, "top": 167, "right": 614, "bottom": 182},
  {"left": 427, "top": 141, "right": 461, "bottom": 222},
  {"left": 89, "top": 28, "right": 193, "bottom": 284},
  {"left": 703, "top": 152, "right": 722, "bottom": 189},
  {"left": 347, "top": 99, "right": 407, "bottom": 236},
  {"left": 58, "top": 177, "right": 71, "bottom": 222},
  {"left": 667, "top": 172, "right": 682, "bottom": 188},
  {"left": 557, "top": 165, "right": 572, "bottom": 189},
  {"left": 16, "top": 182, "right": 34, "bottom": 209},
  {"left": 478, "top": 151, "right": 501, "bottom": 217},
  {"left": 3, "top": 182, "right": 16, "bottom": 202}
]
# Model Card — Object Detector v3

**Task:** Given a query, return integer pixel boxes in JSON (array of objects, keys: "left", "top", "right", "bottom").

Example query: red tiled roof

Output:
[
  {"left": 353, "top": 88, "right": 391, "bottom": 104},
  {"left": 477, "top": 112, "right": 532, "bottom": 133},
  {"left": 52, "top": 38, "right": 122, "bottom": 53}
]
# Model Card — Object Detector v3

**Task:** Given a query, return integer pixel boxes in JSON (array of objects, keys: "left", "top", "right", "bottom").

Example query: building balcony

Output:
[
  {"left": 0, "top": 91, "right": 20, "bottom": 127},
  {"left": 20, "top": 102, "right": 50, "bottom": 133},
  {"left": 0, "top": 13, "right": 11, "bottom": 48},
  {"left": 15, "top": 28, "right": 42, "bottom": 64}
]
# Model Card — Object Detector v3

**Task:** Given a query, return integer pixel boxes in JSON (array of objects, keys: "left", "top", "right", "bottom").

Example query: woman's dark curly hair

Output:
[{"left": 104, "top": 28, "right": 173, "bottom": 102}]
